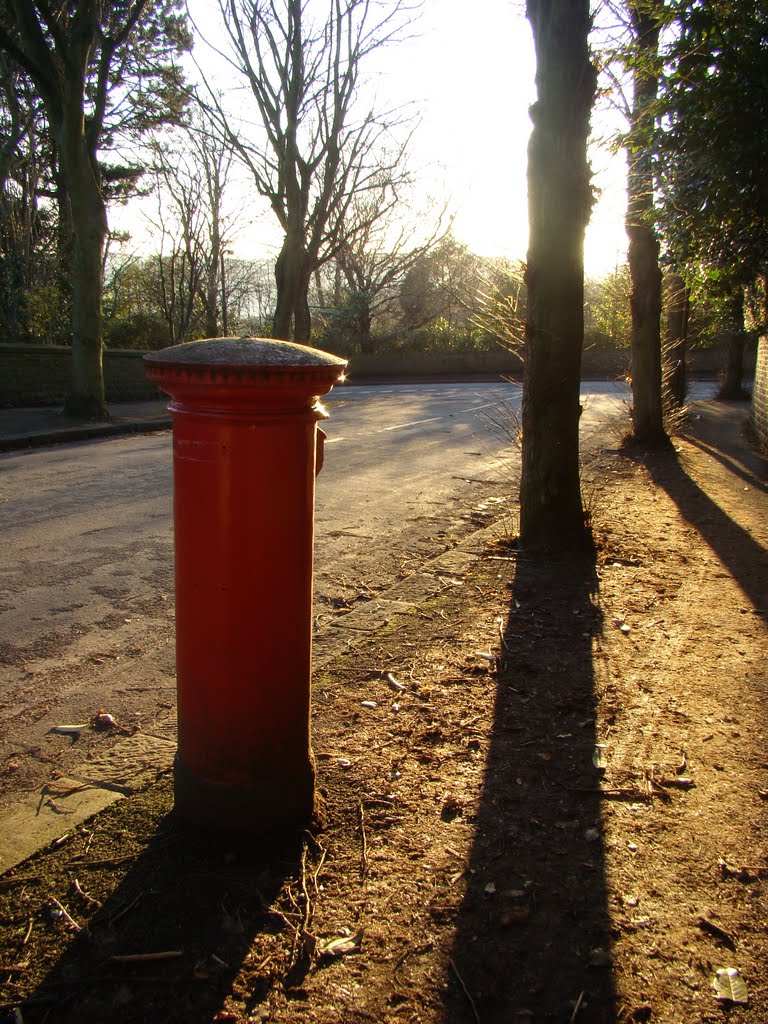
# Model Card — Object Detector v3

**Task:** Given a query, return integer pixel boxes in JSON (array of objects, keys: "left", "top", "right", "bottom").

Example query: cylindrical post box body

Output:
[{"left": 145, "top": 338, "right": 347, "bottom": 833}]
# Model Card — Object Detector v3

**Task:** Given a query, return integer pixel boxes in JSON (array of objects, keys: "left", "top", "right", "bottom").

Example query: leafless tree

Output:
[
  {"left": 207, "top": 0, "right": 418, "bottom": 342},
  {"left": 146, "top": 111, "right": 240, "bottom": 342},
  {"left": 320, "top": 177, "right": 452, "bottom": 352}
]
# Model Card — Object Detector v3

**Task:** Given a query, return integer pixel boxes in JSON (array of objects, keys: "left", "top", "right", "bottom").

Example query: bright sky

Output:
[
  {"left": 374, "top": 0, "right": 630, "bottom": 275},
  {"left": 119, "top": 0, "right": 628, "bottom": 278}
]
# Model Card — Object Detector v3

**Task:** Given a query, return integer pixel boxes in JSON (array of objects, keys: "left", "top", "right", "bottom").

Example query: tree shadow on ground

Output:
[
  {"left": 443, "top": 552, "right": 618, "bottom": 1023},
  {"left": 18, "top": 787, "right": 304, "bottom": 1024},
  {"left": 683, "top": 433, "right": 768, "bottom": 494},
  {"left": 681, "top": 402, "right": 768, "bottom": 495},
  {"left": 646, "top": 436, "right": 767, "bottom": 619}
]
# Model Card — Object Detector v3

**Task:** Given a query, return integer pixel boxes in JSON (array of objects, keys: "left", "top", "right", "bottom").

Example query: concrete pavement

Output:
[{"left": 0, "top": 399, "right": 172, "bottom": 451}]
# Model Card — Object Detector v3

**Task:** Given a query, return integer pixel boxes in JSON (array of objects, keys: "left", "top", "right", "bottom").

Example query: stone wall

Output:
[{"left": 753, "top": 335, "right": 768, "bottom": 450}]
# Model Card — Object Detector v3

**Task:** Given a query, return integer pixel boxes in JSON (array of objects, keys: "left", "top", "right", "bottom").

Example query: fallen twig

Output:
[
  {"left": 655, "top": 776, "right": 695, "bottom": 790},
  {"left": 109, "top": 951, "right": 183, "bottom": 964},
  {"left": 109, "top": 891, "right": 146, "bottom": 927},
  {"left": 49, "top": 896, "right": 81, "bottom": 933},
  {"left": 358, "top": 800, "right": 369, "bottom": 878},
  {"left": 696, "top": 916, "right": 736, "bottom": 949},
  {"left": 450, "top": 958, "right": 480, "bottom": 1024},
  {"left": 299, "top": 842, "right": 313, "bottom": 938},
  {"left": 310, "top": 843, "right": 327, "bottom": 898},
  {"left": 69, "top": 854, "right": 137, "bottom": 869},
  {"left": 284, "top": 837, "right": 319, "bottom": 980},
  {"left": 497, "top": 616, "right": 509, "bottom": 652},
  {"left": 569, "top": 785, "right": 652, "bottom": 801},
  {"left": 72, "top": 878, "right": 101, "bottom": 910},
  {"left": 42, "top": 781, "right": 91, "bottom": 796},
  {"left": 0, "top": 876, "right": 42, "bottom": 891},
  {"left": 569, "top": 990, "right": 586, "bottom": 1022}
]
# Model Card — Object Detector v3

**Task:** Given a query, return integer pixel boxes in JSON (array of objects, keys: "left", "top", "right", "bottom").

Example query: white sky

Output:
[{"left": 114, "top": 0, "right": 628, "bottom": 277}]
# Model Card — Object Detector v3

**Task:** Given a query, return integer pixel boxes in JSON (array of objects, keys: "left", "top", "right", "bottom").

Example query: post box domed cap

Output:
[{"left": 144, "top": 337, "right": 347, "bottom": 368}]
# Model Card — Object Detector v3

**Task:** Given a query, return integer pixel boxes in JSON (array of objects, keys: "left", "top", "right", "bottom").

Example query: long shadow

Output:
[
  {"left": 444, "top": 552, "right": 617, "bottom": 1023},
  {"left": 645, "top": 442, "right": 767, "bottom": 618},
  {"left": 681, "top": 402, "right": 768, "bottom": 495},
  {"left": 17, "top": 784, "right": 303, "bottom": 1023},
  {"left": 683, "top": 433, "right": 768, "bottom": 494}
]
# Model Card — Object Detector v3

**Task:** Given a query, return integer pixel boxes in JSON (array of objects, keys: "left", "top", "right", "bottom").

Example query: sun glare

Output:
[{"left": 372, "top": 0, "right": 627, "bottom": 278}]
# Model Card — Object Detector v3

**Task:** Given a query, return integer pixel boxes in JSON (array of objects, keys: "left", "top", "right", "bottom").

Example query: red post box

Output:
[{"left": 144, "top": 338, "right": 347, "bottom": 833}]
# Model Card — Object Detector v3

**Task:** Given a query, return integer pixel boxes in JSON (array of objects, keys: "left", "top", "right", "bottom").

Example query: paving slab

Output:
[{"left": 0, "top": 733, "right": 176, "bottom": 873}]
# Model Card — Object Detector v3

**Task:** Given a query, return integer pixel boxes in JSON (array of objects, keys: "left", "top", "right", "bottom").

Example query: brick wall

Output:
[
  {"left": 0, "top": 345, "right": 161, "bottom": 407},
  {"left": 753, "top": 335, "right": 768, "bottom": 450},
  {"left": 0, "top": 340, "right": 750, "bottom": 408}
]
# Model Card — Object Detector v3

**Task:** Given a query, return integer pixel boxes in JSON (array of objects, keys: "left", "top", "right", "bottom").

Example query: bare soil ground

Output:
[{"left": 0, "top": 401, "right": 766, "bottom": 1024}]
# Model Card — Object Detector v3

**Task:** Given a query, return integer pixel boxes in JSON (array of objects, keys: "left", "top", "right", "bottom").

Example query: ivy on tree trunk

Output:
[
  {"left": 0, "top": 0, "right": 190, "bottom": 417},
  {"left": 520, "top": 0, "right": 596, "bottom": 551}
]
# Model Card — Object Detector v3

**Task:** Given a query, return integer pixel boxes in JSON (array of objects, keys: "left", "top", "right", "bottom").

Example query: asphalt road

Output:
[
  {"left": 0, "top": 380, "right": 629, "bottom": 656},
  {"left": 0, "top": 382, "right": 513, "bottom": 664}
]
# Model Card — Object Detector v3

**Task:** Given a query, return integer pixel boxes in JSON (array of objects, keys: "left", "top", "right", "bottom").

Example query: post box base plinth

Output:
[{"left": 173, "top": 754, "right": 319, "bottom": 835}]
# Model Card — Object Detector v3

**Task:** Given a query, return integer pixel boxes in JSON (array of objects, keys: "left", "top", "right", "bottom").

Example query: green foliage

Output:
[
  {"left": 24, "top": 284, "right": 70, "bottom": 344},
  {"left": 584, "top": 264, "right": 632, "bottom": 348},
  {"left": 103, "top": 312, "right": 169, "bottom": 351},
  {"left": 314, "top": 290, "right": 372, "bottom": 349},
  {"left": 657, "top": 0, "right": 768, "bottom": 291},
  {"left": 399, "top": 320, "right": 498, "bottom": 354},
  {"left": 0, "top": 0, "right": 192, "bottom": 364}
]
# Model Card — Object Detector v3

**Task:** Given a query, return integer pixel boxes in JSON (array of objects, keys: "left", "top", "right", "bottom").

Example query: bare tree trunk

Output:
[
  {"left": 520, "top": 0, "right": 596, "bottom": 551},
  {"left": 664, "top": 271, "right": 688, "bottom": 407},
  {"left": 293, "top": 273, "right": 312, "bottom": 343},
  {"left": 719, "top": 287, "right": 749, "bottom": 400},
  {"left": 203, "top": 254, "right": 220, "bottom": 338},
  {"left": 626, "top": 2, "right": 668, "bottom": 446},
  {"left": 58, "top": 126, "right": 108, "bottom": 419},
  {"left": 356, "top": 304, "right": 374, "bottom": 354},
  {"left": 273, "top": 233, "right": 313, "bottom": 341}
]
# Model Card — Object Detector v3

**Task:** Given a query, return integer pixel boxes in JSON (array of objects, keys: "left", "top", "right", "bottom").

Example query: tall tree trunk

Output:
[
  {"left": 220, "top": 252, "right": 228, "bottom": 336},
  {"left": 58, "top": 131, "right": 108, "bottom": 419},
  {"left": 356, "top": 302, "right": 374, "bottom": 355},
  {"left": 273, "top": 233, "right": 312, "bottom": 341},
  {"left": 719, "top": 287, "right": 748, "bottom": 399},
  {"left": 203, "top": 259, "right": 219, "bottom": 338},
  {"left": 626, "top": 2, "right": 668, "bottom": 446},
  {"left": 204, "top": 212, "right": 221, "bottom": 338},
  {"left": 520, "top": 0, "right": 596, "bottom": 551},
  {"left": 664, "top": 271, "right": 688, "bottom": 407},
  {"left": 53, "top": 159, "right": 74, "bottom": 347},
  {"left": 293, "top": 270, "right": 312, "bottom": 343}
]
